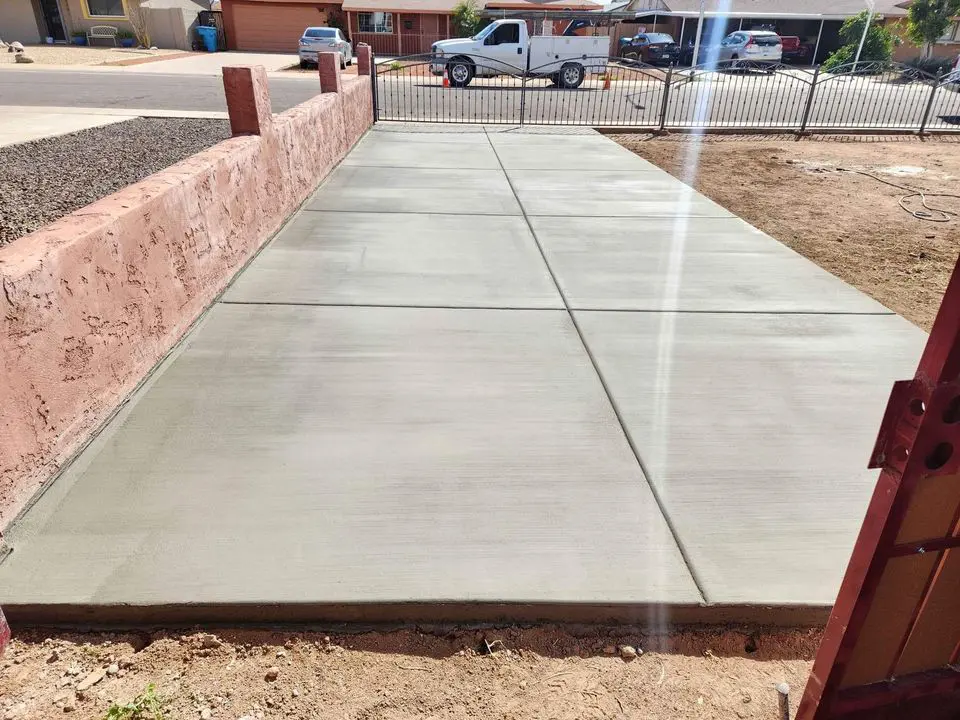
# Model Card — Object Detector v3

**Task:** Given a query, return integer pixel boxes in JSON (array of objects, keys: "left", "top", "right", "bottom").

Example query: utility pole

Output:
[
  {"left": 691, "top": 0, "right": 705, "bottom": 67},
  {"left": 852, "top": 0, "right": 876, "bottom": 73}
]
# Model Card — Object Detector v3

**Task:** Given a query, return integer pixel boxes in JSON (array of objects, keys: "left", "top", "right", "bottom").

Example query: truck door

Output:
[{"left": 482, "top": 21, "right": 524, "bottom": 73}]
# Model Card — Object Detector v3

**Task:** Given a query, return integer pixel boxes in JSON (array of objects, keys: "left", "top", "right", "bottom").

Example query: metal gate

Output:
[{"left": 373, "top": 55, "right": 960, "bottom": 133}]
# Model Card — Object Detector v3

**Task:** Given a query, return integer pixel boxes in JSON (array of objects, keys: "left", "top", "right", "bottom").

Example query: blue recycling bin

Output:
[{"left": 197, "top": 25, "right": 218, "bottom": 53}]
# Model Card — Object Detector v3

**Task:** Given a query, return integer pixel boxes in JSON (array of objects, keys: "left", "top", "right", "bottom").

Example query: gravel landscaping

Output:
[{"left": 0, "top": 117, "right": 231, "bottom": 245}]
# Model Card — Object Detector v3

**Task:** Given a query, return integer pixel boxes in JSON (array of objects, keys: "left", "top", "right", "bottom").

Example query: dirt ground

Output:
[
  {"left": 0, "top": 626, "right": 818, "bottom": 720},
  {"left": 609, "top": 133, "right": 960, "bottom": 330}
]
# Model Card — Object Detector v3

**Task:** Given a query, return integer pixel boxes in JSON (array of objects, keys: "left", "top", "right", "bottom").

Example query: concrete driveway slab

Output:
[
  {"left": 507, "top": 170, "right": 734, "bottom": 217},
  {"left": 344, "top": 131, "right": 500, "bottom": 169},
  {"left": 0, "top": 305, "right": 700, "bottom": 607},
  {"left": 489, "top": 132, "right": 673, "bottom": 172},
  {"left": 223, "top": 212, "right": 562, "bottom": 308},
  {"left": 575, "top": 310, "right": 925, "bottom": 605},
  {"left": 308, "top": 166, "right": 522, "bottom": 215},
  {"left": 533, "top": 216, "right": 891, "bottom": 313},
  {"left": 0, "top": 109, "right": 130, "bottom": 147},
  {"left": 128, "top": 51, "right": 298, "bottom": 74}
]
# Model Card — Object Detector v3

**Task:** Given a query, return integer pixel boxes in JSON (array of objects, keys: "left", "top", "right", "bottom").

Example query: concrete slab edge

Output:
[
  {"left": 0, "top": 602, "right": 830, "bottom": 629},
  {"left": 0, "top": 75, "right": 373, "bottom": 532}
]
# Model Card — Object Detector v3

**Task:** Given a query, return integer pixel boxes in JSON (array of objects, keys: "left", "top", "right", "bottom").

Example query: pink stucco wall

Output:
[{"left": 0, "top": 74, "right": 372, "bottom": 529}]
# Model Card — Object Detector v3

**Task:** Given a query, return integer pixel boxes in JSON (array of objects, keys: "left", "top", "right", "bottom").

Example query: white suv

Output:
[{"left": 717, "top": 30, "right": 782, "bottom": 68}]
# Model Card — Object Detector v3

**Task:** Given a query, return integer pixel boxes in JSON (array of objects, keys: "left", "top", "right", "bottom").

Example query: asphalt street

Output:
[
  {"left": 3, "top": 67, "right": 959, "bottom": 130},
  {"left": 0, "top": 69, "right": 320, "bottom": 113}
]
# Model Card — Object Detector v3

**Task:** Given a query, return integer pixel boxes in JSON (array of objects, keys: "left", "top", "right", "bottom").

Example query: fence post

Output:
[
  {"left": 798, "top": 65, "right": 820, "bottom": 135},
  {"left": 371, "top": 52, "right": 379, "bottom": 124},
  {"left": 222, "top": 65, "right": 273, "bottom": 137},
  {"left": 918, "top": 73, "right": 941, "bottom": 136},
  {"left": 519, "top": 51, "right": 531, "bottom": 127},
  {"left": 657, "top": 65, "right": 673, "bottom": 132}
]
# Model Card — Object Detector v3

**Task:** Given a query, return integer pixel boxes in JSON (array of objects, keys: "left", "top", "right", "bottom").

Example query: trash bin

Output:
[{"left": 197, "top": 25, "right": 218, "bottom": 53}]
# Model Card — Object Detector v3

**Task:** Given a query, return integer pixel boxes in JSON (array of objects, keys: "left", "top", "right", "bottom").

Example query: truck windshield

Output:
[{"left": 472, "top": 24, "right": 495, "bottom": 41}]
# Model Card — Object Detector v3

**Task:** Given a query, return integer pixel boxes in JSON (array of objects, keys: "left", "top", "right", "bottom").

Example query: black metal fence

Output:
[{"left": 372, "top": 55, "right": 960, "bottom": 132}]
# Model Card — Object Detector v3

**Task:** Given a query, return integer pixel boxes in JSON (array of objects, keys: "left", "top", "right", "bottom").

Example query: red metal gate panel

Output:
[{"left": 799, "top": 256, "right": 960, "bottom": 719}]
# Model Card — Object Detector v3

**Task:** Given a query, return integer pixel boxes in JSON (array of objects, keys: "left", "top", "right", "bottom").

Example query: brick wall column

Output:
[
  {"left": 356, "top": 43, "right": 372, "bottom": 76},
  {"left": 318, "top": 52, "right": 342, "bottom": 94},
  {"left": 222, "top": 65, "right": 273, "bottom": 136}
]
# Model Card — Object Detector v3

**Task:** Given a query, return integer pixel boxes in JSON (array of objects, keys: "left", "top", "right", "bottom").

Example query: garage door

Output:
[{"left": 228, "top": 2, "right": 329, "bottom": 52}]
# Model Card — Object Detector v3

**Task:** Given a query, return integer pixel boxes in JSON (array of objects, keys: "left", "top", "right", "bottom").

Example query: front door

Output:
[{"left": 37, "top": 0, "right": 67, "bottom": 42}]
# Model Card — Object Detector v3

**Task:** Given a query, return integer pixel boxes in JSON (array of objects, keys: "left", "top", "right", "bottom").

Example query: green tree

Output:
[
  {"left": 823, "top": 11, "right": 897, "bottom": 71},
  {"left": 907, "top": 0, "right": 960, "bottom": 57},
  {"left": 451, "top": 0, "right": 482, "bottom": 37}
]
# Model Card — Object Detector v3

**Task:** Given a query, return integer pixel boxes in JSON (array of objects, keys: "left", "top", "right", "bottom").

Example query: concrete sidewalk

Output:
[
  {"left": 0, "top": 108, "right": 130, "bottom": 147},
  {"left": 0, "top": 126, "right": 925, "bottom": 624}
]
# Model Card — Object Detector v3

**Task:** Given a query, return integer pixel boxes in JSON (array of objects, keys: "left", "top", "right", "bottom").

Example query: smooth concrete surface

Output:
[
  {"left": 534, "top": 216, "right": 892, "bottom": 313},
  {"left": 489, "top": 132, "right": 678, "bottom": 172},
  {"left": 127, "top": 51, "right": 299, "bottom": 75},
  {"left": 507, "top": 169, "right": 735, "bottom": 217},
  {"left": 0, "top": 127, "right": 928, "bottom": 620},
  {"left": 343, "top": 131, "right": 501, "bottom": 169},
  {"left": 0, "top": 305, "right": 699, "bottom": 606},
  {"left": 575, "top": 311, "right": 925, "bottom": 604},
  {"left": 307, "top": 166, "right": 522, "bottom": 215},
  {"left": 223, "top": 212, "right": 563, "bottom": 308},
  {"left": 0, "top": 109, "right": 130, "bottom": 147}
]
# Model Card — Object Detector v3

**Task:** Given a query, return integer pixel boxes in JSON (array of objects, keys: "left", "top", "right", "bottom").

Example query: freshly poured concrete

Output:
[
  {"left": 508, "top": 170, "right": 734, "bottom": 217},
  {"left": 575, "top": 310, "right": 925, "bottom": 604},
  {"left": 223, "top": 213, "right": 561, "bottom": 308},
  {"left": 534, "top": 216, "right": 891, "bottom": 313},
  {"left": 308, "top": 166, "right": 521, "bottom": 215},
  {"left": 0, "top": 127, "right": 926, "bottom": 620},
  {"left": 1, "top": 305, "right": 699, "bottom": 606}
]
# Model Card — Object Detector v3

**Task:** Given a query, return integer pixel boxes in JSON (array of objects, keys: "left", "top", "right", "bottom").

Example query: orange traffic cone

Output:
[
  {"left": 602, "top": 74, "right": 611, "bottom": 90},
  {"left": 443, "top": 67, "right": 450, "bottom": 88}
]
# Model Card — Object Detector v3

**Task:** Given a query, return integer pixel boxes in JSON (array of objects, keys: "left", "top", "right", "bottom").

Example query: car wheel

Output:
[
  {"left": 299, "top": 59, "right": 309, "bottom": 69},
  {"left": 340, "top": 54, "right": 346, "bottom": 70},
  {"left": 559, "top": 62, "right": 584, "bottom": 89},
  {"left": 624, "top": 51, "right": 638, "bottom": 62},
  {"left": 447, "top": 58, "right": 474, "bottom": 87}
]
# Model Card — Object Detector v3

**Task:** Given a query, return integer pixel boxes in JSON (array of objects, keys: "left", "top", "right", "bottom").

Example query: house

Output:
[
  {"left": 621, "top": 0, "right": 910, "bottom": 65},
  {"left": 0, "top": 0, "right": 208, "bottom": 49},
  {"left": 221, "top": 0, "right": 602, "bottom": 54},
  {"left": 895, "top": 0, "right": 960, "bottom": 62}
]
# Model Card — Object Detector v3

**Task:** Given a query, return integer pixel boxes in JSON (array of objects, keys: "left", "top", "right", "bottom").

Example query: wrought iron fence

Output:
[{"left": 372, "top": 55, "right": 960, "bottom": 133}]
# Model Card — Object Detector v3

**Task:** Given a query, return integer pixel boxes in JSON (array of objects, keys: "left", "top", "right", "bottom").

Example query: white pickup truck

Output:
[{"left": 430, "top": 19, "right": 607, "bottom": 89}]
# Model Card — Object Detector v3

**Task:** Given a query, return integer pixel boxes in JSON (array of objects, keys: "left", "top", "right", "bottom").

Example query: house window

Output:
[
  {"left": 939, "top": 21, "right": 960, "bottom": 42},
  {"left": 85, "top": 0, "right": 126, "bottom": 17},
  {"left": 358, "top": 12, "right": 393, "bottom": 33}
]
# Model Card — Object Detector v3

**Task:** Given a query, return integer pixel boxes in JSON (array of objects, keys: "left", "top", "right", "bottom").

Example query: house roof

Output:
[
  {"left": 342, "top": 0, "right": 463, "bottom": 11},
  {"left": 642, "top": 0, "right": 908, "bottom": 19},
  {"left": 343, "top": 0, "right": 601, "bottom": 11}
]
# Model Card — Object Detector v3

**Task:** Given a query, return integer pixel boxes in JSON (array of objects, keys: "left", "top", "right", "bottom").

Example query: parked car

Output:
[
  {"left": 619, "top": 32, "right": 679, "bottom": 66},
  {"left": 299, "top": 27, "right": 352, "bottom": 69},
  {"left": 945, "top": 54, "right": 960, "bottom": 92},
  {"left": 430, "top": 19, "right": 606, "bottom": 89},
  {"left": 717, "top": 30, "right": 782, "bottom": 68},
  {"left": 780, "top": 35, "right": 812, "bottom": 64}
]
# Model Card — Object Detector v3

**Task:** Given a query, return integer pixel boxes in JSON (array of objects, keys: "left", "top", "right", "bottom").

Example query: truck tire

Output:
[
  {"left": 447, "top": 57, "right": 474, "bottom": 88},
  {"left": 558, "top": 62, "right": 585, "bottom": 89}
]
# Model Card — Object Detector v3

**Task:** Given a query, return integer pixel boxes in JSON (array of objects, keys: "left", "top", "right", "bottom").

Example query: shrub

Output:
[
  {"left": 822, "top": 11, "right": 896, "bottom": 71},
  {"left": 903, "top": 54, "right": 955, "bottom": 75}
]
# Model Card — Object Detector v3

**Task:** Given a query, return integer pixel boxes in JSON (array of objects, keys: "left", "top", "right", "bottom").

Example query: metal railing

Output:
[{"left": 372, "top": 55, "right": 960, "bottom": 132}]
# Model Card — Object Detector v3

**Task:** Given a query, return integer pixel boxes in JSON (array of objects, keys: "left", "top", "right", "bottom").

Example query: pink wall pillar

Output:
[
  {"left": 356, "top": 43, "right": 372, "bottom": 76},
  {"left": 318, "top": 52, "right": 342, "bottom": 94},
  {"left": 222, "top": 65, "right": 273, "bottom": 137}
]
